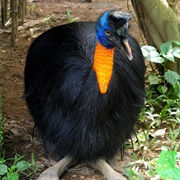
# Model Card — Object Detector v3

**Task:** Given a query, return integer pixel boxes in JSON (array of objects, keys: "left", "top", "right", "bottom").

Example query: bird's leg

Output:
[
  {"left": 37, "top": 155, "right": 75, "bottom": 180},
  {"left": 89, "top": 158, "right": 127, "bottom": 180}
]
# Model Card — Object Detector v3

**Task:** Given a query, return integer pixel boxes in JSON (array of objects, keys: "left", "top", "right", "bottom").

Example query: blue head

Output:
[
  {"left": 96, "top": 11, "right": 113, "bottom": 49},
  {"left": 96, "top": 10, "right": 133, "bottom": 60}
]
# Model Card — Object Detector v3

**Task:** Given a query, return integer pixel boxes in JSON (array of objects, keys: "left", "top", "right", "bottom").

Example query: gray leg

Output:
[
  {"left": 37, "top": 155, "right": 74, "bottom": 180},
  {"left": 90, "top": 158, "right": 127, "bottom": 180}
]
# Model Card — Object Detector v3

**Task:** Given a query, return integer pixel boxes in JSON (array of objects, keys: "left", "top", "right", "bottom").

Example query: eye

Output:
[{"left": 105, "top": 29, "right": 112, "bottom": 36}]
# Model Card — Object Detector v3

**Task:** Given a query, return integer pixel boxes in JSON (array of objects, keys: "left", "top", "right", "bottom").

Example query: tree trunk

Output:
[
  {"left": 1, "top": 0, "right": 8, "bottom": 28},
  {"left": 131, "top": 0, "right": 180, "bottom": 73},
  {"left": 1, "top": 0, "right": 27, "bottom": 45},
  {"left": 18, "top": 0, "right": 26, "bottom": 23},
  {"left": 11, "top": 0, "right": 18, "bottom": 46}
]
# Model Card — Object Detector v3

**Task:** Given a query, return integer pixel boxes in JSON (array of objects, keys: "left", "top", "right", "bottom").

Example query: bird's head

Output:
[{"left": 96, "top": 10, "right": 133, "bottom": 60}]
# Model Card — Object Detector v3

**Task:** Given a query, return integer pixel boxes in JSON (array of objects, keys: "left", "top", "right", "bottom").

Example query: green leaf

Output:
[
  {"left": 149, "top": 50, "right": 160, "bottom": 58},
  {"left": 9, "top": 165, "right": 16, "bottom": 172},
  {"left": 16, "top": 160, "right": 30, "bottom": 171},
  {"left": 7, "top": 172, "right": 19, "bottom": 180},
  {"left": 162, "top": 53, "right": 175, "bottom": 62},
  {"left": 172, "top": 41, "right": 180, "bottom": 47},
  {"left": 141, "top": 45, "right": 158, "bottom": 58},
  {"left": 0, "top": 164, "right": 8, "bottom": 175},
  {"left": 141, "top": 45, "right": 165, "bottom": 63},
  {"left": 71, "top": 17, "right": 79, "bottom": 23},
  {"left": 149, "top": 56, "right": 164, "bottom": 63},
  {"left": 149, "top": 75, "right": 160, "bottom": 85},
  {"left": 2, "top": 177, "right": 9, "bottom": 180},
  {"left": 160, "top": 41, "right": 172, "bottom": 54},
  {"left": 66, "top": 9, "right": 71, "bottom": 23},
  {"left": 173, "top": 48, "right": 180, "bottom": 59},
  {"left": 165, "top": 71, "right": 180, "bottom": 86},
  {"left": 160, "top": 86, "right": 168, "bottom": 94},
  {"left": 156, "top": 150, "right": 180, "bottom": 180},
  {"left": 31, "top": 153, "right": 35, "bottom": 166}
]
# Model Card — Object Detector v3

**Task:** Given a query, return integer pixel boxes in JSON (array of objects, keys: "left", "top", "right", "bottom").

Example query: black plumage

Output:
[{"left": 24, "top": 11, "right": 145, "bottom": 163}]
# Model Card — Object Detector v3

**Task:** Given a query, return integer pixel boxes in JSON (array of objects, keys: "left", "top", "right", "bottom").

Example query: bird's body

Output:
[{"left": 25, "top": 11, "right": 145, "bottom": 179}]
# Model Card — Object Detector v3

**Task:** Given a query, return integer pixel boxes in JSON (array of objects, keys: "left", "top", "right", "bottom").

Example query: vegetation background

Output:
[{"left": 0, "top": 0, "right": 179, "bottom": 179}]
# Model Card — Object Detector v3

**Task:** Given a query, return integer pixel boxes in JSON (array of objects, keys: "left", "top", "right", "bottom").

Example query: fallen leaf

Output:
[{"left": 150, "top": 128, "right": 166, "bottom": 138}]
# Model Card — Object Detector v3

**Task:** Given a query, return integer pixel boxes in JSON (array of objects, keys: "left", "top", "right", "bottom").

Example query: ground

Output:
[{"left": 0, "top": 0, "right": 145, "bottom": 179}]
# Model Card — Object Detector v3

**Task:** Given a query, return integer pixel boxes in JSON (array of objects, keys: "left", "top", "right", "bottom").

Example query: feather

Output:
[{"left": 24, "top": 11, "right": 145, "bottom": 162}]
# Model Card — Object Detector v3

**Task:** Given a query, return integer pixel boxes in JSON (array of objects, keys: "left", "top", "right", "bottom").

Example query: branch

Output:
[{"left": 0, "top": 18, "right": 50, "bottom": 34}]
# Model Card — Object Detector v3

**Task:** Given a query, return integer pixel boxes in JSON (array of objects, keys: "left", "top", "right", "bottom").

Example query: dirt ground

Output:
[{"left": 0, "top": 0, "right": 145, "bottom": 179}]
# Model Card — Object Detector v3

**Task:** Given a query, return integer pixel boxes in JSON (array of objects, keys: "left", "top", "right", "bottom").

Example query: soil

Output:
[{"left": 0, "top": 0, "right": 145, "bottom": 179}]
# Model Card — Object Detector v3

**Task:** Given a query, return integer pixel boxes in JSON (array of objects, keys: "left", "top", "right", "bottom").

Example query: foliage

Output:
[
  {"left": 0, "top": 152, "right": 39, "bottom": 180},
  {"left": 0, "top": 87, "right": 2, "bottom": 149},
  {"left": 66, "top": 9, "right": 79, "bottom": 23},
  {"left": 141, "top": 41, "right": 180, "bottom": 126},
  {"left": 0, "top": 89, "right": 38, "bottom": 179},
  {"left": 125, "top": 41, "right": 180, "bottom": 180},
  {"left": 125, "top": 155, "right": 158, "bottom": 180},
  {"left": 156, "top": 149, "right": 180, "bottom": 180},
  {"left": 29, "top": 3, "right": 36, "bottom": 13}
]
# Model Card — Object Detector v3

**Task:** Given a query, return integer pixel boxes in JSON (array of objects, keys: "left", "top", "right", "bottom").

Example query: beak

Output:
[
  {"left": 122, "top": 39, "right": 133, "bottom": 60},
  {"left": 109, "top": 10, "right": 133, "bottom": 60},
  {"left": 110, "top": 37, "right": 133, "bottom": 61}
]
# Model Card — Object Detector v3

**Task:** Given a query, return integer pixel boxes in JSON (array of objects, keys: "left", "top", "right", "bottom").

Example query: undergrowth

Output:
[
  {"left": 0, "top": 152, "right": 39, "bottom": 180},
  {"left": 125, "top": 41, "right": 180, "bottom": 180},
  {"left": 0, "top": 86, "right": 2, "bottom": 150}
]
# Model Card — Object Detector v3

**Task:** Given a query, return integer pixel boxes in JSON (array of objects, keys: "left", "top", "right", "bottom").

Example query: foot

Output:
[
  {"left": 37, "top": 155, "right": 75, "bottom": 180},
  {"left": 89, "top": 158, "right": 127, "bottom": 180}
]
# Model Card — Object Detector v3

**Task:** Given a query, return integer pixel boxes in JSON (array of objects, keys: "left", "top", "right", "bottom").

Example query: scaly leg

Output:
[
  {"left": 37, "top": 155, "right": 75, "bottom": 180},
  {"left": 90, "top": 158, "right": 127, "bottom": 180}
]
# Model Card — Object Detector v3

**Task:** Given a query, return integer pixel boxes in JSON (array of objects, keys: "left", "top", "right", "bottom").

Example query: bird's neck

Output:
[{"left": 93, "top": 42, "right": 114, "bottom": 94}]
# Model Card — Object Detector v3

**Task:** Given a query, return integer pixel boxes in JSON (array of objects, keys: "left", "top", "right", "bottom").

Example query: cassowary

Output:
[{"left": 24, "top": 10, "right": 145, "bottom": 180}]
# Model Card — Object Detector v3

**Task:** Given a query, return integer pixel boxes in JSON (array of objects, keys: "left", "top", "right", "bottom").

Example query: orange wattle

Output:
[{"left": 93, "top": 42, "right": 114, "bottom": 94}]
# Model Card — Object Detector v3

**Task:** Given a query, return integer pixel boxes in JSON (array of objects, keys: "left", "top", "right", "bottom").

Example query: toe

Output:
[{"left": 37, "top": 167, "right": 59, "bottom": 180}]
